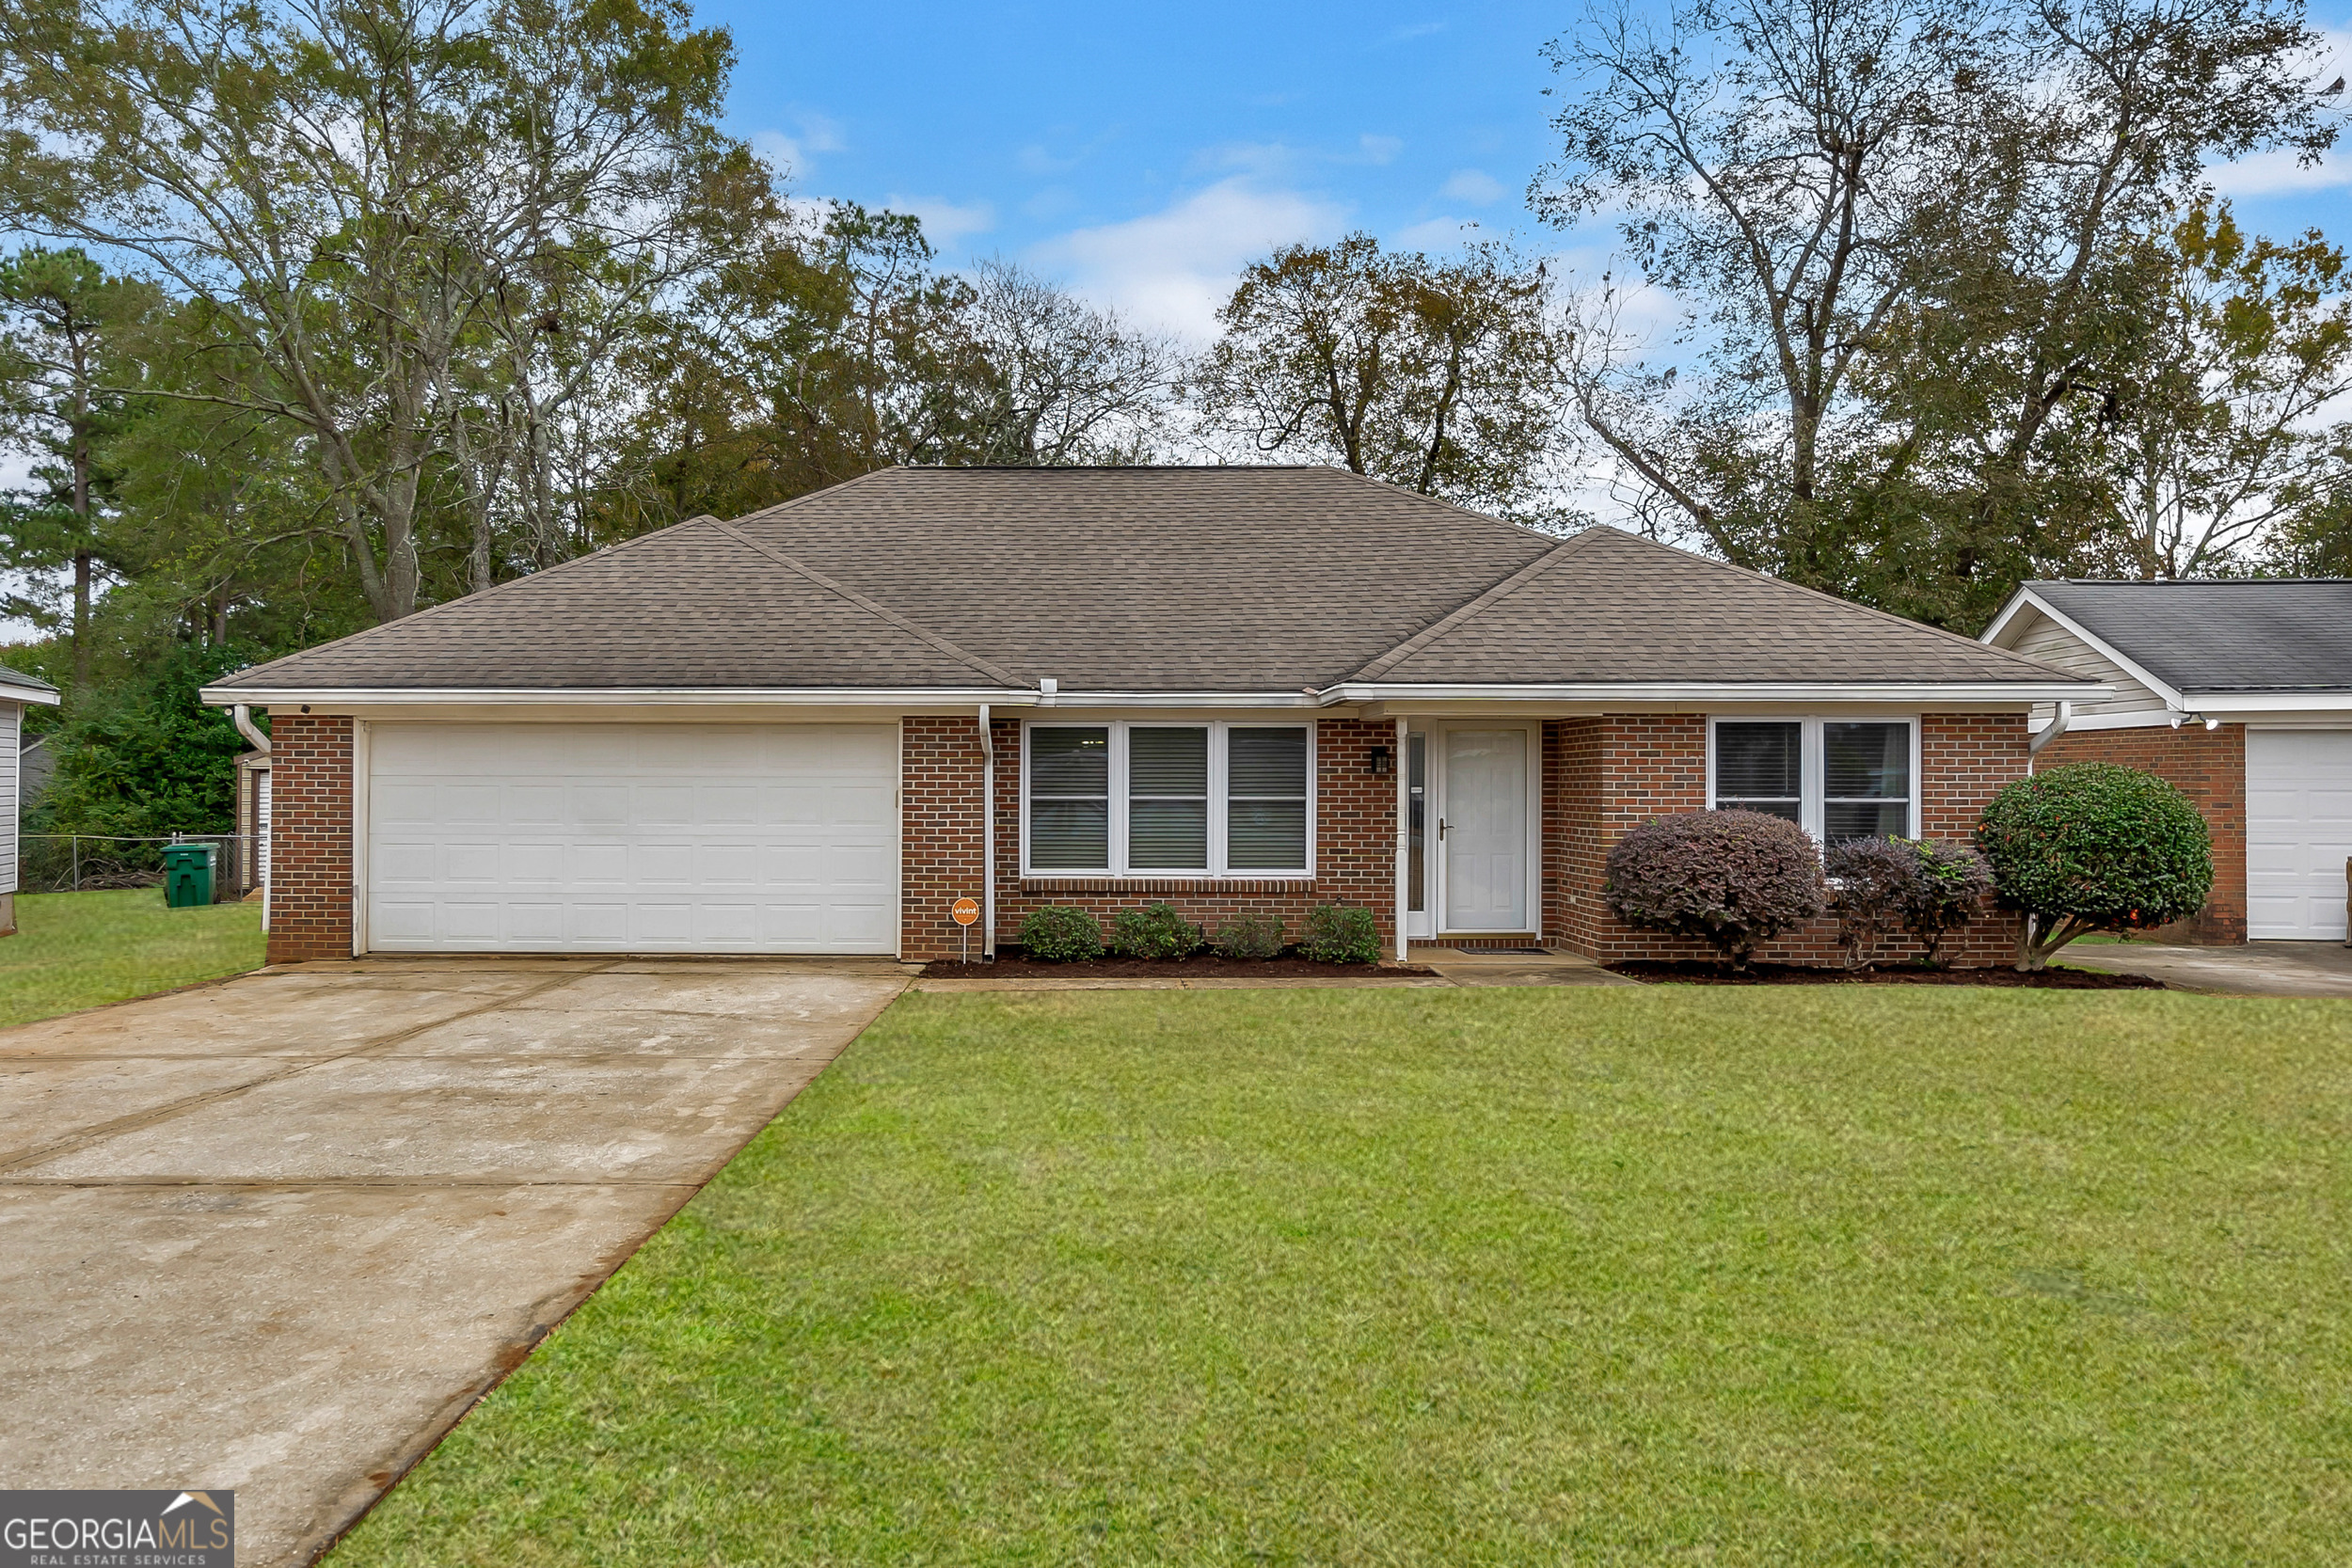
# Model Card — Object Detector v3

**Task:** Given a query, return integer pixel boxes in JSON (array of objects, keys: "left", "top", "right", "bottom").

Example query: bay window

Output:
[
  {"left": 1024, "top": 721, "right": 1311, "bottom": 876},
  {"left": 1709, "top": 718, "right": 1915, "bottom": 843}
]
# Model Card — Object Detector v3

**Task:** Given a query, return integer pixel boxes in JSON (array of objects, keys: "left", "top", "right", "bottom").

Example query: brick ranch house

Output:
[
  {"left": 202, "top": 467, "right": 2106, "bottom": 967},
  {"left": 1983, "top": 578, "right": 2352, "bottom": 943}
]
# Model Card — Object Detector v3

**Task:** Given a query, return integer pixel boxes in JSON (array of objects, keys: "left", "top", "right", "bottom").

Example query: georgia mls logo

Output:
[{"left": 2, "top": 1489, "right": 233, "bottom": 1567}]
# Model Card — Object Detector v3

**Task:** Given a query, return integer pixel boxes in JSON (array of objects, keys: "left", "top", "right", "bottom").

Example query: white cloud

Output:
[
  {"left": 2211, "top": 26, "right": 2352, "bottom": 197},
  {"left": 886, "top": 196, "right": 996, "bottom": 247},
  {"left": 751, "top": 111, "right": 847, "bottom": 182},
  {"left": 1032, "top": 179, "right": 1350, "bottom": 341},
  {"left": 1358, "top": 134, "right": 1404, "bottom": 166},
  {"left": 1439, "top": 168, "right": 1507, "bottom": 205},
  {"left": 1391, "top": 215, "right": 1480, "bottom": 251}
]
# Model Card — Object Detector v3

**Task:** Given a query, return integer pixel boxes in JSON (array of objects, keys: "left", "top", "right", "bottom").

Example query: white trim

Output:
[
  {"left": 2180, "top": 691, "right": 2352, "bottom": 714},
  {"left": 1706, "top": 715, "right": 1922, "bottom": 841},
  {"left": 1393, "top": 716, "right": 1409, "bottom": 961},
  {"left": 895, "top": 720, "right": 908, "bottom": 962},
  {"left": 1324, "top": 680, "right": 2103, "bottom": 706},
  {"left": 0, "top": 680, "right": 59, "bottom": 707},
  {"left": 1978, "top": 590, "right": 2186, "bottom": 709},
  {"left": 204, "top": 685, "right": 1040, "bottom": 708},
  {"left": 1019, "top": 718, "right": 1316, "bottom": 879},
  {"left": 349, "top": 719, "right": 371, "bottom": 958}
]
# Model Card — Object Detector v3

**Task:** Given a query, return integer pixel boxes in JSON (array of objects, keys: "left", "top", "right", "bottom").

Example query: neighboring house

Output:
[
  {"left": 200, "top": 467, "right": 2103, "bottom": 967},
  {"left": 1982, "top": 579, "right": 2352, "bottom": 943},
  {"left": 1, "top": 664, "right": 63, "bottom": 935}
]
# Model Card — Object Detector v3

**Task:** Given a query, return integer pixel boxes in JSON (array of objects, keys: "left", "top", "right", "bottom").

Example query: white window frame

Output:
[
  {"left": 1020, "top": 720, "right": 1315, "bottom": 878},
  {"left": 1705, "top": 715, "right": 1922, "bottom": 842}
]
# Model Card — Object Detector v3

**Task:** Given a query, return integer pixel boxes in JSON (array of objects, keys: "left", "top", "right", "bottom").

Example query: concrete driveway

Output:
[
  {"left": 2062, "top": 939, "right": 2352, "bottom": 998},
  {"left": 0, "top": 956, "right": 908, "bottom": 1567}
]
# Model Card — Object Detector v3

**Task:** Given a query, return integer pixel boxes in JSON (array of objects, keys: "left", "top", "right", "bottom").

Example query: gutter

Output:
[
  {"left": 979, "top": 704, "right": 995, "bottom": 960},
  {"left": 231, "top": 704, "right": 272, "bottom": 754},
  {"left": 2026, "top": 700, "right": 2071, "bottom": 772},
  {"left": 1317, "top": 680, "right": 2111, "bottom": 706}
]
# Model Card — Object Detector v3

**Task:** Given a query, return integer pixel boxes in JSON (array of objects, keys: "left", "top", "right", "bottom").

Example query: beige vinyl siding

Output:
[
  {"left": 1, "top": 703, "right": 17, "bottom": 895},
  {"left": 2010, "top": 610, "right": 2170, "bottom": 728}
]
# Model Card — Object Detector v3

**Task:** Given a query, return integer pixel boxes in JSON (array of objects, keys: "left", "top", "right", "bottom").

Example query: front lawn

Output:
[
  {"left": 0, "top": 888, "right": 265, "bottom": 1029},
  {"left": 335, "top": 987, "right": 2352, "bottom": 1565}
]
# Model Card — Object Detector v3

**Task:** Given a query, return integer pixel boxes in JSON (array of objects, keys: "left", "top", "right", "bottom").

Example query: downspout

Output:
[
  {"left": 2026, "top": 700, "right": 2072, "bottom": 774},
  {"left": 1394, "top": 716, "right": 1409, "bottom": 964},
  {"left": 979, "top": 704, "right": 995, "bottom": 960},
  {"left": 232, "top": 705, "right": 271, "bottom": 934}
]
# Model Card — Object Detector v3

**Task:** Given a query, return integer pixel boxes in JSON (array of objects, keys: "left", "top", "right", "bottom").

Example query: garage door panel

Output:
[
  {"left": 366, "top": 723, "right": 899, "bottom": 954},
  {"left": 2247, "top": 730, "right": 2352, "bottom": 941}
]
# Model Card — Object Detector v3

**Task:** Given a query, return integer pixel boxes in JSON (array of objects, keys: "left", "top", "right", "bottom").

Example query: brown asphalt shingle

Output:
[{"left": 215, "top": 467, "right": 2083, "bottom": 693}]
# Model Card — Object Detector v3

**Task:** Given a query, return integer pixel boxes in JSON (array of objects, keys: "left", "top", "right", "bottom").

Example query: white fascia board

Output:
[
  {"left": 0, "top": 681, "right": 61, "bottom": 706},
  {"left": 1978, "top": 588, "right": 2042, "bottom": 646},
  {"left": 1039, "top": 690, "right": 1327, "bottom": 709},
  {"left": 199, "top": 685, "right": 1045, "bottom": 709},
  {"left": 2181, "top": 691, "right": 2352, "bottom": 715},
  {"left": 1980, "top": 590, "right": 2186, "bottom": 709},
  {"left": 1320, "top": 680, "right": 2108, "bottom": 706}
]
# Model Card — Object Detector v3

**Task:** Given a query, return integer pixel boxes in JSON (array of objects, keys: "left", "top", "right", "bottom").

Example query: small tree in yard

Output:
[
  {"left": 1605, "top": 810, "right": 1826, "bottom": 970},
  {"left": 1976, "top": 765, "right": 2213, "bottom": 971}
]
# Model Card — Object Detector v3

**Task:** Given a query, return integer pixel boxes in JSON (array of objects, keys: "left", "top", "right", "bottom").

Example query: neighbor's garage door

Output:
[
  {"left": 366, "top": 722, "right": 898, "bottom": 953},
  {"left": 2247, "top": 728, "right": 2352, "bottom": 941}
]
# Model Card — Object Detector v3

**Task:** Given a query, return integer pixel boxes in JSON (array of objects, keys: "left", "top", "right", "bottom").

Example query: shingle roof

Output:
[
  {"left": 2026, "top": 579, "right": 2352, "bottom": 694},
  {"left": 0, "top": 664, "right": 57, "bottom": 695},
  {"left": 214, "top": 467, "right": 2087, "bottom": 694}
]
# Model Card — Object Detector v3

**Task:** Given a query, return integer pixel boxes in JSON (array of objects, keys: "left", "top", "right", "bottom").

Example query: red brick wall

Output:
[
  {"left": 266, "top": 714, "right": 354, "bottom": 963},
  {"left": 1546, "top": 712, "right": 2030, "bottom": 967},
  {"left": 900, "top": 715, "right": 1402, "bottom": 962},
  {"left": 2037, "top": 722, "right": 2246, "bottom": 943}
]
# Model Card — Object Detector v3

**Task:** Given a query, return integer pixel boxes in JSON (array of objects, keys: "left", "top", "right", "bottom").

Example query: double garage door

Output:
[
  {"left": 366, "top": 722, "right": 897, "bottom": 954},
  {"left": 2248, "top": 729, "right": 2352, "bottom": 941}
]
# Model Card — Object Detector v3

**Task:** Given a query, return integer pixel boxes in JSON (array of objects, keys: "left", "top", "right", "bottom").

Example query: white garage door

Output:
[
  {"left": 2247, "top": 729, "right": 2352, "bottom": 941},
  {"left": 366, "top": 722, "right": 898, "bottom": 954}
]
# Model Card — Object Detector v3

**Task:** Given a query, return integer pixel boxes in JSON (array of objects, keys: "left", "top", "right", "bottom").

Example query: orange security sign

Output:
[{"left": 950, "top": 897, "right": 980, "bottom": 927}]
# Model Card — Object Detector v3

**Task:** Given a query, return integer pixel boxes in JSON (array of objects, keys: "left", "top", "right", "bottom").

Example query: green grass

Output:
[
  {"left": 0, "top": 887, "right": 265, "bottom": 1028},
  {"left": 334, "top": 987, "right": 2352, "bottom": 1566}
]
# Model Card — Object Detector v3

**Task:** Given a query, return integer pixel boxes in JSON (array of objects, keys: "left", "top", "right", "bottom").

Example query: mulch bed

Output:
[
  {"left": 1604, "top": 960, "right": 2167, "bottom": 989},
  {"left": 919, "top": 955, "right": 1438, "bottom": 979}
]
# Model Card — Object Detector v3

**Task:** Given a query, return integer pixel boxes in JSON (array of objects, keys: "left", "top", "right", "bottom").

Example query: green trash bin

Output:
[{"left": 162, "top": 843, "right": 216, "bottom": 909}]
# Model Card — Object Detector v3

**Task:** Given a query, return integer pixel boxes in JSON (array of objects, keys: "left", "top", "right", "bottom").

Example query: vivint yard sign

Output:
[{"left": 3, "top": 1490, "right": 233, "bottom": 1567}]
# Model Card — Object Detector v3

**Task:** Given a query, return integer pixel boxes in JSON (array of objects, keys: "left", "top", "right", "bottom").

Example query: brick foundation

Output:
[
  {"left": 265, "top": 714, "right": 355, "bottom": 963},
  {"left": 2036, "top": 722, "right": 2246, "bottom": 943},
  {"left": 1544, "top": 712, "right": 2030, "bottom": 967}
]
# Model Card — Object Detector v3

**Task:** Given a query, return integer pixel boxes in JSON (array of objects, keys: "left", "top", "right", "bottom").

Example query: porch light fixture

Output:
[
  {"left": 2169, "top": 710, "right": 2221, "bottom": 731},
  {"left": 1367, "top": 745, "right": 1393, "bottom": 776}
]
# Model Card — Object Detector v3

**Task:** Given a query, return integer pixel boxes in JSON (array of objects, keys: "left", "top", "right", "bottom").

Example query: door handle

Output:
[{"left": 1438, "top": 818, "right": 1449, "bottom": 840}]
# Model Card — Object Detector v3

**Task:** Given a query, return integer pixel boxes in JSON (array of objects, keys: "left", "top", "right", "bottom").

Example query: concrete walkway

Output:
[
  {"left": 2060, "top": 939, "right": 2352, "bottom": 999},
  {"left": 0, "top": 956, "right": 908, "bottom": 1568},
  {"left": 1412, "top": 947, "right": 1641, "bottom": 988}
]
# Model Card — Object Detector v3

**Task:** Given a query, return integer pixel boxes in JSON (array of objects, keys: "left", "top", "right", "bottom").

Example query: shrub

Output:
[
  {"left": 1605, "top": 809, "right": 1827, "bottom": 969},
  {"left": 1900, "top": 839, "right": 1992, "bottom": 967},
  {"left": 1823, "top": 836, "right": 1916, "bottom": 970},
  {"left": 1211, "top": 911, "right": 1286, "bottom": 960},
  {"left": 1110, "top": 902, "right": 1204, "bottom": 960},
  {"left": 1976, "top": 763, "right": 2213, "bottom": 970},
  {"left": 1018, "top": 904, "right": 1103, "bottom": 962},
  {"left": 1299, "top": 903, "right": 1381, "bottom": 964}
]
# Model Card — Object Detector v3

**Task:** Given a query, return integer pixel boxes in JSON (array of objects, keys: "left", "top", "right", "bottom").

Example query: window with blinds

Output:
[{"left": 1023, "top": 721, "right": 1312, "bottom": 876}]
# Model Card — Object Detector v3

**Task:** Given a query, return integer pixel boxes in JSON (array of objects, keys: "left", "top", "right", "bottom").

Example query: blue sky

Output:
[{"left": 709, "top": 2, "right": 2352, "bottom": 341}]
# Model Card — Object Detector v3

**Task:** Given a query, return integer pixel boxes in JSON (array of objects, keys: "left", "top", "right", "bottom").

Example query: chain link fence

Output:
[{"left": 20, "top": 833, "right": 258, "bottom": 901}]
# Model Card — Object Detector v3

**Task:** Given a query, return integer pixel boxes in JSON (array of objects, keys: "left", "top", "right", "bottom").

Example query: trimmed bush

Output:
[
  {"left": 1605, "top": 809, "right": 1826, "bottom": 969},
  {"left": 1824, "top": 836, "right": 1994, "bottom": 969},
  {"left": 1299, "top": 903, "right": 1381, "bottom": 965},
  {"left": 1018, "top": 904, "right": 1103, "bottom": 962},
  {"left": 1110, "top": 902, "right": 1204, "bottom": 960},
  {"left": 1976, "top": 763, "right": 2213, "bottom": 970},
  {"left": 1823, "top": 835, "right": 1916, "bottom": 970},
  {"left": 1211, "top": 911, "right": 1286, "bottom": 960},
  {"left": 1900, "top": 838, "right": 1992, "bottom": 967}
]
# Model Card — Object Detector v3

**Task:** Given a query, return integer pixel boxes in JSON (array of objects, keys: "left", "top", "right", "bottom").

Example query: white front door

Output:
[
  {"left": 365, "top": 721, "right": 899, "bottom": 954},
  {"left": 1440, "top": 727, "right": 1528, "bottom": 932},
  {"left": 2247, "top": 728, "right": 2352, "bottom": 940}
]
